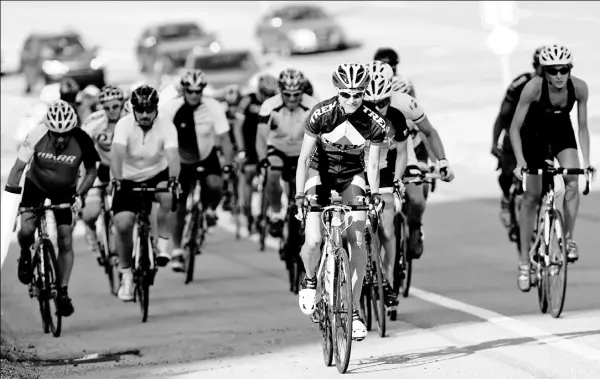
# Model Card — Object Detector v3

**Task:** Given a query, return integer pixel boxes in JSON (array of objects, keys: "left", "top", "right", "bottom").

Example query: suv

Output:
[
  {"left": 136, "top": 21, "right": 221, "bottom": 73},
  {"left": 19, "top": 31, "right": 105, "bottom": 94}
]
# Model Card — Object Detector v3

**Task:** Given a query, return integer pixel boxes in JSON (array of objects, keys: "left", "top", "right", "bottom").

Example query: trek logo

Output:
[
  {"left": 362, "top": 107, "right": 386, "bottom": 130},
  {"left": 37, "top": 152, "right": 76, "bottom": 164},
  {"left": 309, "top": 103, "right": 335, "bottom": 124}
]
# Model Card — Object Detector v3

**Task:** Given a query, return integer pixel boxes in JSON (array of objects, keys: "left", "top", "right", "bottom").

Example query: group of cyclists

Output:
[{"left": 4, "top": 42, "right": 593, "bottom": 341}]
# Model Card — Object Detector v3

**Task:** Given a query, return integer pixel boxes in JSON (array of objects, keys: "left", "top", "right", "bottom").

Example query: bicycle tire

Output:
[
  {"left": 332, "top": 247, "right": 353, "bottom": 374},
  {"left": 547, "top": 209, "right": 568, "bottom": 318},
  {"left": 360, "top": 288, "right": 372, "bottom": 331},
  {"left": 258, "top": 192, "right": 268, "bottom": 251},
  {"left": 319, "top": 266, "right": 333, "bottom": 367},
  {"left": 370, "top": 249, "right": 386, "bottom": 338},
  {"left": 184, "top": 208, "right": 199, "bottom": 285},
  {"left": 42, "top": 239, "right": 62, "bottom": 337},
  {"left": 136, "top": 232, "right": 151, "bottom": 323},
  {"left": 32, "top": 254, "right": 49, "bottom": 334},
  {"left": 106, "top": 211, "right": 121, "bottom": 296},
  {"left": 394, "top": 214, "right": 412, "bottom": 298},
  {"left": 537, "top": 262, "right": 549, "bottom": 314}
]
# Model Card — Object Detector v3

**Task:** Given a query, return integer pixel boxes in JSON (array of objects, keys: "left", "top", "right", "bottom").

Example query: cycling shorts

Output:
[
  {"left": 20, "top": 178, "right": 75, "bottom": 226},
  {"left": 304, "top": 168, "right": 366, "bottom": 207},
  {"left": 111, "top": 169, "right": 169, "bottom": 215},
  {"left": 521, "top": 117, "right": 577, "bottom": 169},
  {"left": 177, "top": 147, "right": 222, "bottom": 203},
  {"left": 267, "top": 146, "right": 298, "bottom": 183}
]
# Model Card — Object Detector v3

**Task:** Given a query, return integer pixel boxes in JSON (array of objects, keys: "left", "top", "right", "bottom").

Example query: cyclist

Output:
[
  {"left": 373, "top": 47, "right": 416, "bottom": 98},
  {"left": 80, "top": 85, "right": 126, "bottom": 265},
  {"left": 377, "top": 62, "right": 454, "bottom": 259},
  {"left": 160, "top": 70, "right": 232, "bottom": 271},
  {"left": 362, "top": 70, "right": 410, "bottom": 308},
  {"left": 110, "top": 85, "right": 180, "bottom": 301},
  {"left": 510, "top": 44, "right": 595, "bottom": 291},
  {"left": 233, "top": 74, "right": 279, "bottom": 231},
  {"left": 296, "top": 62, "right": 386, "bottom": 341},
  {"left": 221, "top": 84, "right": 243, "bottom": 211},
  {"left": 492, "top": 46, "right": 545, "bottom": 227},
  {"left": 256, "top": 68, "right": 318, "bottom": 238},
  {"left": 5, "top": 100, "right": 100, "bottom": 317}
]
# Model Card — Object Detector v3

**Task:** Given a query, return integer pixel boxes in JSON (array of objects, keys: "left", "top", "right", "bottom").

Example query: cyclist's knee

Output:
[
  {"left": 113, "top": 212, "right": 135, "bottom": 234},
  {"left": 205, "top": 174, "right": 223, "bottom": 191},
  {"left": 81, "top": 198, "right": 101, "bottom": 223},
  {"left": 57, "top": 225, "right": 73, "bottom": 253}
]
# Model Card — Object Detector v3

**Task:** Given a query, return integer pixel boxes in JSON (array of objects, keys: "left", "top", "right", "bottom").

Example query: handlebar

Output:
[
  {"left": 19, "top": 203, "right": 72, "bottom": 214},
  {"left": 130, "top": 184, "right": 179, "bottom": 212},
  {"left": 402, "top": 172, "right": 442, "bottom": 185},
  {"left": 522, "top": 167, "right": 593, "bottom": 195}
]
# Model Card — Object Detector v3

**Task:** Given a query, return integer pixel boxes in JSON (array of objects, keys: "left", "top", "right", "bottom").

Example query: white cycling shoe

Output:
[
  {"left": 170, "top": 248, "right": 185, "bottom": 272},
  {"left": 352, "top": 310, "right": 367, "bottom": 341},
  {"left": 118, "top": 271, "right": 134, "bottom": 302},
  {"left": 299, "top": 276, "right": 317, "bottom": 315}
]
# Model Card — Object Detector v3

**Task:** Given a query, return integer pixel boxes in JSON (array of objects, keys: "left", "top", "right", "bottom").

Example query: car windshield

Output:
[
  {"left": 158, "top": 23, "right": 205, "bottom": 41},
  {"left": 272, "top": 6, "right": 327, "bottom": 21},
  {"left": 192, "top": 51, "right": 257, "bottom": 72},
  {"left": 39, "top": 35, "right": 86, "bottom": 57}
]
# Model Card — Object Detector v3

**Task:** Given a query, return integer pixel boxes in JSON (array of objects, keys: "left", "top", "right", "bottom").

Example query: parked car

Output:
[
  {"left": 19, "top": 31, "right": 105, "bottom": 93},
  {"left": 255, "top": 3, "right": 348, "bottom": 56},
  {"left": 136, "top": 21, "right": 222, "bottom": 73}
]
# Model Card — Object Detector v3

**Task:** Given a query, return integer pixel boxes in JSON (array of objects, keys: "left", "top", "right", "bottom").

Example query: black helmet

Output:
[
  {"left": 59, "top": 77, "right": 80, "bottom": 103},
  {"left": 130, "top": 84, "right": 159, "bottom": 110},
  {"left": 373, "top": 47, "right": 399, "bottom": 67},
  {"left": 532, "top": 46, "right": 545, "bottom": 68}
]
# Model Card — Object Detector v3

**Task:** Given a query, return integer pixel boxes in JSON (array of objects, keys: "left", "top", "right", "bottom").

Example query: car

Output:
[
  {"left": 255, "top": 3, "right": 349, "bottom": 56},
  {"left": 19, "top": 31, "right": 106, "bottom": 93},
  {"left": 136, "top": 21, "right": 222, "bottom": 73}
]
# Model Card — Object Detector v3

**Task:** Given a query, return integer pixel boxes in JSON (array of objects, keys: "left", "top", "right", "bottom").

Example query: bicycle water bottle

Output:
[
  {"left": 44, "top": 199, "right": 59, "bottom": 251},
  {"left": 251, "top": 179, "right": 262, "bottom": 218}
]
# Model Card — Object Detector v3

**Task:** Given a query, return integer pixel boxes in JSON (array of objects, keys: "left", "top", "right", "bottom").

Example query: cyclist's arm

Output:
[
  {"left": 6, "top": 125, "right": 42, "bottom": 189},
  {"left": 416, "top": 117, "right": 446, "bottom": 160},
  {"left": 574, "top": 77, "right": 591, "bottom": 167},
  {"left": 256, "top": 102, "right": 271, "bottom": 162},
  {"left": 74, "top": 129, "right": 100, "bottom": 196},
  {"left": 296, "top": 133, "right": 317, "bottom": 195},
  {"left": 420, "top": 132, "right": 438, "bottom": 161},
  {"left": 394, "top": 139, "right": 408, "bottom": 182},
  {"left": 110, "top": 119, "right": 128, "bottom": 180},
  {"left": 164, "top": 120, "right": 181, "bottom": 179},
  {"left": 233, "top": 97, "right": 251, "bottom": 152},
  {"left": 367, "top": 144, "right": 381, "bottom": 194},
  {"left": 211, "top": 100, "right": 234, "bottom": 164},
  {"left": 6, "top": 159, "right": 28, "bottom": 189},
  {"left": 493, "top": 98, "right": 515, "bottom": 147},
  {"left": 509, "top": 79, "right": 540, "bottom": 167}
]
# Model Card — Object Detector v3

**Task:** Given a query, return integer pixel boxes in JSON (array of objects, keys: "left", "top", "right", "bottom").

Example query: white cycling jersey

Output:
[
  {"left": 390, "top": 92, "right": 427, "bottom": 166},
  {"left": 81, "top": 110, "right": 115, "bottom": 166}
]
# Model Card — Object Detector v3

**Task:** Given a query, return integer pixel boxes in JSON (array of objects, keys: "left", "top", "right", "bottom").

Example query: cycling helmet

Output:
[
  {"left": 365, "top": 73, "right": 392, "bottom": 102},
  {"left": 365, "top": 61, "right": 394, "bottom": 80},
  {"left": 121, "top": 99, "right": 132, "bottom": 117},
  {"left": 99, "top": 85, "right": 125, "bottom": 103},
  {"left": 539, "top": 44, "right": 573, "bottom": 66},
  {"left": 180, "top": 69, "right": 208, "bottom": 90},
  {"left": 391, "top": 75, "right": 413, "bottom": 94},
  {"left": 258, "top": 74, "right": 279, "bottom": 96},
  {"left": 59, "top": 77, "right": 80, "bottom": 103},
  {"left": 373, "top": 47, "right": 399, "bottom": 67},
  {"left": 130, "top": 85, "right": 159, "bottom": 110},
  {"left": 532, "top": 46, "right": 546, "bottom": 68},
  {"left": 278, "top": 68, "right": 306, "bottom": 91},
  {"left": 44, "top": 100, "right": 78, "bottom": 134},
  {"left": 332, "top": 62, "right": 371, "bottom": 91},
  {"left": 224, "top": 85, "right": 241, "bottom": 105}
]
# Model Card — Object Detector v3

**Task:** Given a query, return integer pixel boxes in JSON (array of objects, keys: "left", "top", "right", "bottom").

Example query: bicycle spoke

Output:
[{"left": 547, "top": 210, "right": 568, "bottom": 318}]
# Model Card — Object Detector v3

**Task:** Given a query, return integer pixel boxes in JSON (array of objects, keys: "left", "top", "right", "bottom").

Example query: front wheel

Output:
[
  {"left": 370, "top": 251, "right": 386, "bottom": 338},
  {"left": 42, "top": 239, "right": 62, "bottom": 338},
  {"left": 332, "top": 248, "right": 353, "bottom": 374},
  {"left": 547, "top": 210, "right": 568, "bottom": 318}
]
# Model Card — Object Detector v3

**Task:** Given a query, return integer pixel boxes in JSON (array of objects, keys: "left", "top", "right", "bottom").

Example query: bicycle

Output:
[
  {"left": 358, "top": 189, "right": 386, "bottom": 338},
  {"left": 179, "top": 167, "right": 207, "bottom": 285},
  {"left": 301, "top": 192, "right": 372, "bottom": 374},
  {"left": 388, "top": 169, "right": 442, "bottom": 322},
  {"left": 90, "top": 183, "right": 121, "bottom": 296},
  {"left": 128, "top": 183, "right": 177, "bottom": 322},
  {"left": 521, "top": 166, "right": 592, "bottom": 318},
  {"left": 222, "top": 163, "right": 242, "bottom": 240},
  {"left": 256, "top": 159, "right": 271, "bottom": 252},
  {"left": 19, "top": 202, "right": 72, "bottom": 338},
  {"left": 505, "top": 176, "right": 524, "bottom": 253}
]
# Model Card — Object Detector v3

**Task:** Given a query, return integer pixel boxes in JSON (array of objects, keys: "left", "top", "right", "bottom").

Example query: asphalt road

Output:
[{"left": 1, "top": 1, "right": 599, "bottom": 378}]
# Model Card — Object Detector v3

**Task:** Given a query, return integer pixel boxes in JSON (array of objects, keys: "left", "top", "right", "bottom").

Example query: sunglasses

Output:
[
  {"left": 373, "top": 98, "right": 390, "bottom": 109},
  {"left": 282, "top": 91, "right": 302, "bottom": 98},
  {"left": 546, "top": 66, "right": 570, "bottom": 76},
  {"left": 103, "top": 104, "right": 121, "bottom": 112},
  {"left": 339, "top": 91, "right": 365, "bottom": 100},
  {"left": 133, "top": 106, "right": 157, "bottom": 114},
  {"left": 185, "top": 88, "right": 203, "bottom": 95}
]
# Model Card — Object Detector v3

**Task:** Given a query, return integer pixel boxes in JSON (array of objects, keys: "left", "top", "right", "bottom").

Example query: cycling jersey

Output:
[
  {"left": 160, "top": 96, "right": 230, "bottom": 164},
  {"left": 364, "top": 106, "right": 409, "bottom": 170},
  {"left": 505, "top": 72, "right": 536, "bottom": 106},
  {"left": 259, "top": 93, "right": 318, "bottom": 157},
  {"left": 237, "top": 92, "right": 265, "bottom": 164},
  {"left": 112, "top": 113, "right": 178, "bottom": 182},
  {"left": 391, "top": 92, "right": 426, "bottom": 142},
  {"left": 17, "top": 124, "right": 99, "bottom": 193},
  {"left": 305, "top": 96, "right": 387, "bottom": 179},
  {"left": 81, "top": 110, "right": 114, "bottom": 166}
]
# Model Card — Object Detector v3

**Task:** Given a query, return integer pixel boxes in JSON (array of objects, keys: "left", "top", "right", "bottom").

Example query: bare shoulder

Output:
[
  {"left": 520, "top": 76, "right": 543, "bottom": 101},
  {"left": 570, "top": 75, "right": 589, "bottom": 98}
]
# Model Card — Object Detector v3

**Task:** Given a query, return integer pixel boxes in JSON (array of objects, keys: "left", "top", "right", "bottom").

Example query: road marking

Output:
[{"left": 216, "top": 210, "right": 600, "bottom": 363}]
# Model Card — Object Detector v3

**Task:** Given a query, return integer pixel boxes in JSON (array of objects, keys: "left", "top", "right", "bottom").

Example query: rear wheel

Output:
[
  {"left": 332, "top": 248, "right": 353, "bottom": 374},
  {"left": 258, "top": 193, "right": 268, "bottom": 252},
  {"left": 547, "top": 210, "right": 568, "bottom": 318},
  {"left": 42, "top": 239, "right": 62, "bottom": 338}
]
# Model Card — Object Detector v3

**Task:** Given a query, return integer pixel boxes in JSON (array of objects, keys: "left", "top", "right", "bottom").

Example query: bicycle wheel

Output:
[
  {"left": 370, "top": 249, "right": 386, "bottom": 338},
  {"left": 360, "top": 287, "right": 372, "bottom": 331},
  {"left": 395, "top": 214, "right": 412, "bottom": 298},
  {"left": 547, "top": 210, "right": 568, "bottom": 318},
  {"left": 258, "top": 192, "right": 268, "bottom": 252},
  {"left": 135, "top": 234, "right": 151, "bottom": 323},
  {"left": 332, "top": 247, "right": 353, "bottom": 374},
  {"left": 319, "top": 265, "right": 333, "bottom": 367},
  {"left": 42, "top": 239, "right": 62, "bottom": 337},
  {"left": 184, "top": 208, "right": 199, "bottom": 285},
  {"left": 32, "top": 254, "right": 49, "bottom": 334},
  {"left": 105, "top": 211, "right": 121, "bottom": 296}
]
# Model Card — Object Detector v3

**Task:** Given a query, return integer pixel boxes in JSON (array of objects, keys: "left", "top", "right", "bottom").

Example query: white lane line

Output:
[{"left": 216, "top": 211, "right": 600, "bottom": 363}]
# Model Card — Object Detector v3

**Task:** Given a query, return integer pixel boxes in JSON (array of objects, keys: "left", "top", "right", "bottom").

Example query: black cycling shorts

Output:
[
  {"left": 521, "top": 117, "right": 577, "bottom": 169},
  {"left": 20, "top": 178, "right": 75, "bottom": 226},
  {"left": 178, "top": 147, "right": 222, "bottom": 201},
  {"left": 364, "top": 166, "right": 395, "bottom": 189},
  {"left": 267, "top": 146, "right": 299, "bottom": 183},
  {"left": 304, "top": 168, "right": 366, "bottom": 207},
  {"left": 112, "top": 169, "right": 169, "bottom": 215}
]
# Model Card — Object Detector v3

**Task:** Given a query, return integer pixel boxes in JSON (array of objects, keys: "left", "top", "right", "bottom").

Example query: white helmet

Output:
[
  {"left": 180, "top": 69, "right": 208, "bottom": 91},
  {"left": 44, "top": 100, "right": 78, "bottom": 134},
  {"left": 332, "top": 62, "right": 371, "bottom": 90},
  {"left": 366, "top": 61, "right": 394, "bottom": 81},
  {"left": 365, "top": 73, "right": 392, "bottom": 102},
  {"left": 391, "top": 75, "right": 413, "bottom": 94},
  {"left": 539, "top": 44, "right": 573, "bottom": 66}
]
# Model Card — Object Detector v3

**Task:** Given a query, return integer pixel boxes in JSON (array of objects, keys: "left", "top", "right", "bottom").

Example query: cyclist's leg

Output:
[
  {"left": 340, "top": 174, "right": 368, "bottom": 340},
  {"left": 148, "top": 170, "right": 174, "bottom": 266},
  {"left": 52, "top": 192, "right": 77, "bottom": 317},
  {"left": 499, "top": 149, "right": 517, "bottom": 226},
  {"left": 298, "top": 169, "right": 325, "bottom": 315},
  {"left": 81, "top": 165, "right": 109, "bottom": 261},
  {"left": 265, "top": 147, "right": 286, "bottom": 237},
  {"left": 553, "top": 126, "right": 580, "bottom": 259},
  {"left": 414, "top": 141, "right": 431, "bottom": 199},
  {"left": 16, "top": 179, "right": 45, "bottom": 285},
  {"left": 199, "top": 148, "right": 223, "bottom": 226},
  {"left": 242, "top": 164, "right": 257, "bottom": 226},
  {"left": 378, "top": 191, "right": 398, "bottom": 306},
  {"left": 405, "top": 170, "right": 427, "bottom": 259},
  {"left": 170, "top": 164, "right": 195, "bottom": 266}
]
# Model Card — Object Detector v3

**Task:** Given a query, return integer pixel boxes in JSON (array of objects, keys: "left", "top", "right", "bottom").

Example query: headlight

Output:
[
  {"left": 288, "top": 29, "right": 317, "bottom": 49},
  {"left": 90, "top": 56, "right": 106, "bottom": 70},
  {"left": 209, "top": 41, "right": 221, "bottom": 53},
  {"left": 42, "top": 60, "right": 69, "bottom": 76}
]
